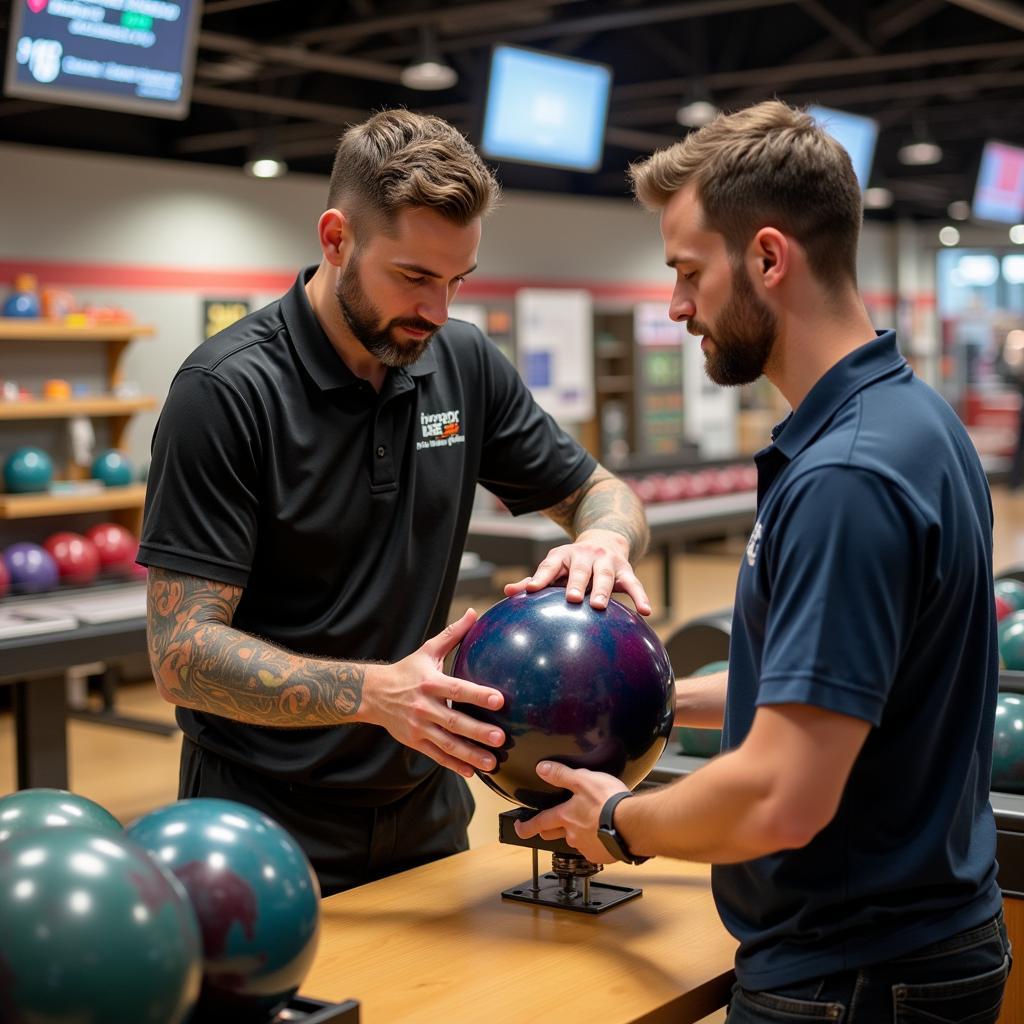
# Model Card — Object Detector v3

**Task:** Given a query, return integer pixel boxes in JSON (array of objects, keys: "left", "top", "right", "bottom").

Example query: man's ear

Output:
[
  {"left": 750, "top": 227, "right": 789, "bottom": 291},
  {"left": 317, "top": 208, "right": 352, "bottom": 267}
]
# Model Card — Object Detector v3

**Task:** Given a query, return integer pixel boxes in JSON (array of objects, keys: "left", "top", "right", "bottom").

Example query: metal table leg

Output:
[{"left": 13, "top": 674, "right": 69, "bottom": 790}]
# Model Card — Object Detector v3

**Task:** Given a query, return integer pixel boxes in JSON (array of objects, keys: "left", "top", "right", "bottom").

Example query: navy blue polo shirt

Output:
[
  {"left": 717, "top": 331, "right": 1002, "bottom": 989},
  {"left": 139, "top": 267, "right": 595, "bottom": 799}
]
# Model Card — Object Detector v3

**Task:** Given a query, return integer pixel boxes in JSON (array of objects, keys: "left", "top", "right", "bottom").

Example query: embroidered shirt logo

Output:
[
  {"left": 746, "top": 520, "right": 764, "bottom": 567},
  {"left": 417, "top": 409, "right": 466, "bottom": 451}
]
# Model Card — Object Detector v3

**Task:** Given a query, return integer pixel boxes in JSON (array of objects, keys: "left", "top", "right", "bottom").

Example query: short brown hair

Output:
[
  {"left": 629, "top": 100, "right": 862, "bottom": 289},
  {"left": 327, "top": 109, "right": 500, "bottom": 232}
]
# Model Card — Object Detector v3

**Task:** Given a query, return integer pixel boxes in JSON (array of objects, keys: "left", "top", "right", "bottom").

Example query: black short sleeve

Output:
[
  {"left": 138, "top": 367, "right": 262, "bottom": 587},
  {"left": 476, "top": 338, "right": 596, "bottom": 514}
]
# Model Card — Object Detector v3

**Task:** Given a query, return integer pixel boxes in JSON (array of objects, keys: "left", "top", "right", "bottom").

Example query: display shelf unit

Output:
[{"left": 0, "top": 320, "right": 154, "bottom": 534}]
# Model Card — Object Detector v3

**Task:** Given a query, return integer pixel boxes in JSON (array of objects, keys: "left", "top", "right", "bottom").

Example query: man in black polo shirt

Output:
[
  {"left": 139, "top": 110, "right": 651, "bottom": 896},
  {"left": 517, "top": 101, "right": 1009, "bottom": 1023}
]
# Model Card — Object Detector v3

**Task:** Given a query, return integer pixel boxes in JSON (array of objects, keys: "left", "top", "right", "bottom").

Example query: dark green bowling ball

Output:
[
  {"left": 0, "top": 827, "right": 202, "bottom": 1023},
  {"left": 995, "top": 578, "right": 1024, "bottom": 613},
  {"left": 128, "top": 798, "right": 321, "bottom": 1023},
  {"left": 676, "top": 660, "right": 727, "bottom": 758},
  {"left": 992, "top": 693, "right": 1024, "bottom": 794},
  {"left": 0, "top": 788, "right": 123, "bottom": 843},
  {"left": 998, "top": 611, "right": 1024, "bottom": 670}
]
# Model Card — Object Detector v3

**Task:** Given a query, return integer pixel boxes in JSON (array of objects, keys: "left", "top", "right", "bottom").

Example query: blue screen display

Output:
[
  {"left": 481, "top": 45, "right": 612, "bottom": 173},
  {"left": 808, "top": 105, "right": 878, "bottom": 190},
  {"left": 973, "top": 140, "right": 1024, "bottom": 224},
  {"left": 4, "top": 0, "right": 200, "bottom": 119}
]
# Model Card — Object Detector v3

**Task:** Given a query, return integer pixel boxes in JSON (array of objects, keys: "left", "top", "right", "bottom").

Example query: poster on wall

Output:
[
  {"left": 515, "top": 289, "right": 594, "bottom": 422},
  {"left": 633, "top": 302, "right": 686, "bottom": 455},
  {"left": 203, "top": 299, "right": 250, "bottom": 341}
]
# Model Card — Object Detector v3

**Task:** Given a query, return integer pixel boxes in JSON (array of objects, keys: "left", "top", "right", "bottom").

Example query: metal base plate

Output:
[{"left": 502, "top": 873, "right": 642, "bottom": 914}]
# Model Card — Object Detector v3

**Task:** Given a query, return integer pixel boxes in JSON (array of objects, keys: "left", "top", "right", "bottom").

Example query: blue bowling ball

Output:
[
  {"left": 127, "top": 798, "right": 321, "bottom": 1023},
  {"left": 2, "top": 291, "right": 40, "bottom": 317},
  {"left": 0, "top": 788, "right": 123, "bottom": 843},
  {"left": 91, "top": 448, "right": 134, "bottom": 487},
  {"left": 452, "top": 587, "right": 675, "bottom": 809},
  {"left": 3, "top": 445, "right": 53, "bottom": 493},
  {"left": 3, "top": 542, "right": 60, "bottom": 593},
  {"left": 0, "top": 827, "right": 202, "bottom": 1024}
]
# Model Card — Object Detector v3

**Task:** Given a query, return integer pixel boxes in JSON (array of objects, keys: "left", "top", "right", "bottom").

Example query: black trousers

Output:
[{"left": 178, "top": 737, "right": 475, "bottom": 897}]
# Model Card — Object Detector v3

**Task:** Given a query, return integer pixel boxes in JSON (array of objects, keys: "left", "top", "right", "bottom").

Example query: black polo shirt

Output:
[
  {"left": 718, "top": 332, "right": 1001, "bottom": 988},
  {"left": 139, "top": 267, "right": 595, "bottom": 799}
]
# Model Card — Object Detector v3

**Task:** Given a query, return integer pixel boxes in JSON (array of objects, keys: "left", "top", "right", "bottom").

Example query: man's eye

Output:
[{"left": 404, "top": 275, "right": 427, "bottom": 285}]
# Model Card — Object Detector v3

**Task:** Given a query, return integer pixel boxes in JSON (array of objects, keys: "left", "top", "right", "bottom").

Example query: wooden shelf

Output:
[
  {"left": 0, "top": 396, "right": 157, "bottom": 420},
  {"left": 0, "top": 321, "right": 154, "bottom": 343},
  {"left": 0, "top": 484, "right": 146, "bottom": 519}
]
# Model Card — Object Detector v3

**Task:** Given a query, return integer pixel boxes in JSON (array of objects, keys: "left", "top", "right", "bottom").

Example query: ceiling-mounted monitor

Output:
[
  {"left": 972, "top": 140, "right": 1024, "bottom": 224},
  {"left": 4, "top": 0, "right": 201, "bottom": 120},
  {"left": 808, "top": 105, "right": 878, "bottom": 191},
  {"left": 481, "top": 45, "right": 612, "bottom": 173}
]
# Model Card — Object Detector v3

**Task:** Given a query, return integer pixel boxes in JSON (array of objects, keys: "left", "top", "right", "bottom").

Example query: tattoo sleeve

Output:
[
  {"left": 146, "top": 567, "right": 365, "bottom": 726},
  {"left": 541, "top": 465, "right": 650, "bottom": 559}
]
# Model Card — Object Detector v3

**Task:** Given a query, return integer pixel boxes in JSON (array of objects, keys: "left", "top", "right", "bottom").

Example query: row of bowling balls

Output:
[
  {"left": 0, "top": 788, "right": 321, "bottom": 1024},
  {"left": 626, "top": 464, "right": 758, "bottom": 505},
  {"left": 0, "top": 523, "right": 141, "bottom": 598},
  {"left": 3, "top": 445, "right": 143, "bottom": 494},
  {"left": 995, "top": 577, "right": 1024, "bottom": 670}
]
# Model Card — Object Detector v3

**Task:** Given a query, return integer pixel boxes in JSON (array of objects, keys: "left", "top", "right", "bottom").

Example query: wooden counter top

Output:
[{"left": 302, "top": 842, "right": 737, "bottom": 1024}]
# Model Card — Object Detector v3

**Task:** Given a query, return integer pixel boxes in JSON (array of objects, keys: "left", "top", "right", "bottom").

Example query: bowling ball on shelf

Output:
[
  {"left": 0, "top": 788, "right": 123, "bottom": 843},
  {"left": 995, "top": 578, "right": 1024, "bottom": 614},
  {"left": 85, "top": 522, "right": 138, "bottom": 574},
  {"left": 91, "top": 448, "right": 134, "bottom": 487},
  {"left": 0, "top": 556, "right": 8, "bottom": 600},
  {"left": 0, "top": 827, "right": 202, "bottom": 1024},
  {"left": 3, "top": 445, "right": 53, "bottom": 494},
  {"left": 999, "top": 611, "right": 1024, "bottom": 671},
  {"left": 676, "top": 660, "right": 727, "bottom": 758},
  {"left": 127, "top": 798, "right": 321, "bottom": 1024},
  {"left": 993, "top": 693, "right": 1024, "bottom": 794},
  {"left": 43, "top": 531, "right": 101, "bottom": 586},
  {"left": 996, "top": 594, "right": 1014, "bottom": 622},
  {"left": 452, "top": 587, "right": 675, "bottom": 810},
  {"left": 3, "top": 541, "right": 59, "bottom": 593}
]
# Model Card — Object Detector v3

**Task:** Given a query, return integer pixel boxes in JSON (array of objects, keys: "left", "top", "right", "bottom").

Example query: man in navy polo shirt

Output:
[
  {"left": 139, "top": 110, "right": 651, "bottom": 896},
  {"left": 517, "top": 101, "right": 1009, "bottom": 1022}
]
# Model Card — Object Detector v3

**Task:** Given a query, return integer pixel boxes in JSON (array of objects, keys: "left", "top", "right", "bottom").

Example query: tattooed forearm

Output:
[
  {"left": 146, "top": 567, "right": 365, "bottom": 727},
  {"left": 542, "top": 465, "right": 650, "bottom": 558}
]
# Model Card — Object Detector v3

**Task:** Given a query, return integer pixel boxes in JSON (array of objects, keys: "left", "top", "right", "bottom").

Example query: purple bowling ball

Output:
[{"left": 4, "top": 543, "right": 60, "bottom": 593}]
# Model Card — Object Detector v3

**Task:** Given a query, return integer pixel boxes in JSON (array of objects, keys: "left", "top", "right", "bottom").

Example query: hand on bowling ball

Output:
[
  {"left": 514, "top": 761, "right": 630, "bottom": 864},
  {"left": 503, "top": 528, "right": 652, "bottom": 615},
  {"left": 364, "top": 608, "right": 506, "bottom": 779}
]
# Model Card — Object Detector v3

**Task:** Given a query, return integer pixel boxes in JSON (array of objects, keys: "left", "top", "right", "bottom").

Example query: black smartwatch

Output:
[{"left": 596, "top": 791, "right": 649, "bottom": 865}]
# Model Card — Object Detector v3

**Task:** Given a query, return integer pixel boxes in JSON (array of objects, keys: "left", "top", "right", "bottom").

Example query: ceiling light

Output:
[
  {"left": 899, "top": 140, "right": 943, "bottom": 166},
  {"left": 400, "top": 26, "right": 457, "bottom": 91},
  {"left": 939, "top": 225, "right": 960, "bottom": 247},
  {"left": 1011, "top": 224, "right": 1024, "bottom": 245},
  {"left": 863, "top": 187, "right": 893, "bottom": 209},
  {"left": 676, "top": 99, "right": 719, "bottom": 128},
  {"left": 947, "top": 200, "right": 971, "bottom": 221},
  {"left": 244, "top": 157, "right": 287, "bottom": 179}
]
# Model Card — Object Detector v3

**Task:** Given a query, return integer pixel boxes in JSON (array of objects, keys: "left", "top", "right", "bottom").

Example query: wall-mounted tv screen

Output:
[
  {"left": 481, "top": 45, "right": 612, "bottom": 173},
  {"left": 4, "top": 0, "right": 201, "bottom": 119},
  {"left": 972, "top": 140, "right": 1024, "bottom": 224},
  {"left": 808, "top": 105, "right": 878, "bottom": 191}
]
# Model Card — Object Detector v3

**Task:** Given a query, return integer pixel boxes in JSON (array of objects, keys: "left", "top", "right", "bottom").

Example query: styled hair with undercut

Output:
[
  {"left": 629, "top": 100, "right": 863, "bottom": 290},
  {"left": 327, "top": 109, "right": 500, "bottom": 233}
]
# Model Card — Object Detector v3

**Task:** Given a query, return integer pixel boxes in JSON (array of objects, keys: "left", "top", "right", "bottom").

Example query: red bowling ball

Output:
[
  {"left": 0, "top": 557, "right": 8, "bottom": 599},
  {"left": 86, "top": 523, "right": 138, "bottom": 575},
  {"left": 43, "top": 531, "right": 101, "bottom": 586}
]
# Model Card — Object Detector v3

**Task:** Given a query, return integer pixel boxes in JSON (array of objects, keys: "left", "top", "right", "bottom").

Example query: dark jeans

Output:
[
  {"left": 178, "top": 737, "right": 475, "bottom": 897},
  {"left": 727, "top": 912, "right": 1012, "bottom": 1023}
]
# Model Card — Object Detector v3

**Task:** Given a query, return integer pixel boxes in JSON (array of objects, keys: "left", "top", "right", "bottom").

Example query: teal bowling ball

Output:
[
  {"left": 998, "top": 611, "right": 1024, "bottom": 670},
  {"left": 992, "top": 693, "right": 1024, "bottom": 794},
  {"left": 127, "top": 798, "right": 321, "bottom": 1023},
  {"left": 677, "top": 660, "right": 727, "bottom": 758},
  {"left": 0, "top": 788, "right": 123, "bottom": 843},
  {"left": 0, "top": 827, "right": 202, "bottom": 1023},
  {"left": 3, "top": 445, "right": 53, "bottom": 493},
  {"left": 91, "top": 448, "right": 134, "bottom": 487},
  {"left": 995, "top": 578, "right": 1024, "bottom": 613}
]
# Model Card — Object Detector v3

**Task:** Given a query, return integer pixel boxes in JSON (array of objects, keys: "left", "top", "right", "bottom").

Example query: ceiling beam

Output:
[
  {"left": 798, "top": 0, "right": 875, "bottom": 56},
  {"left": 190, "top": 86, "right": 366, "bottom": 123},
  {"left": 946, "top": 0, "right": 1024, "bottom": 32}
]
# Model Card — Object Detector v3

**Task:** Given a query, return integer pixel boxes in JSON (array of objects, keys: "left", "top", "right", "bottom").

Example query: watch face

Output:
[{"left": 597, "top": 827, "right": 628, "bottom": 862}]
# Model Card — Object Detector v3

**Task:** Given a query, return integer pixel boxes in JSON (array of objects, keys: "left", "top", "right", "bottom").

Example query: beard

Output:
[
  {"left": 688, "top": 260, "right": 777, "bottom": 387},
  {"left": 335, "top": 251, "right": 438, "bottom": 368}
]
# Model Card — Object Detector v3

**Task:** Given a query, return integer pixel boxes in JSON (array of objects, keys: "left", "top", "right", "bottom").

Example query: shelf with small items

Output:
[
  {"left": 0, "top": 396, "right": 158, "bottom": 420},
  {"left": 0, "top": 484, "right": 148, "bottom": 520}
]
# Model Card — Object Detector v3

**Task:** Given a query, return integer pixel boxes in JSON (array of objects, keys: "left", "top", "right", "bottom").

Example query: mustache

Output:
[{"left": 686, "top": 320, "right": 711, "bottom": 337}]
